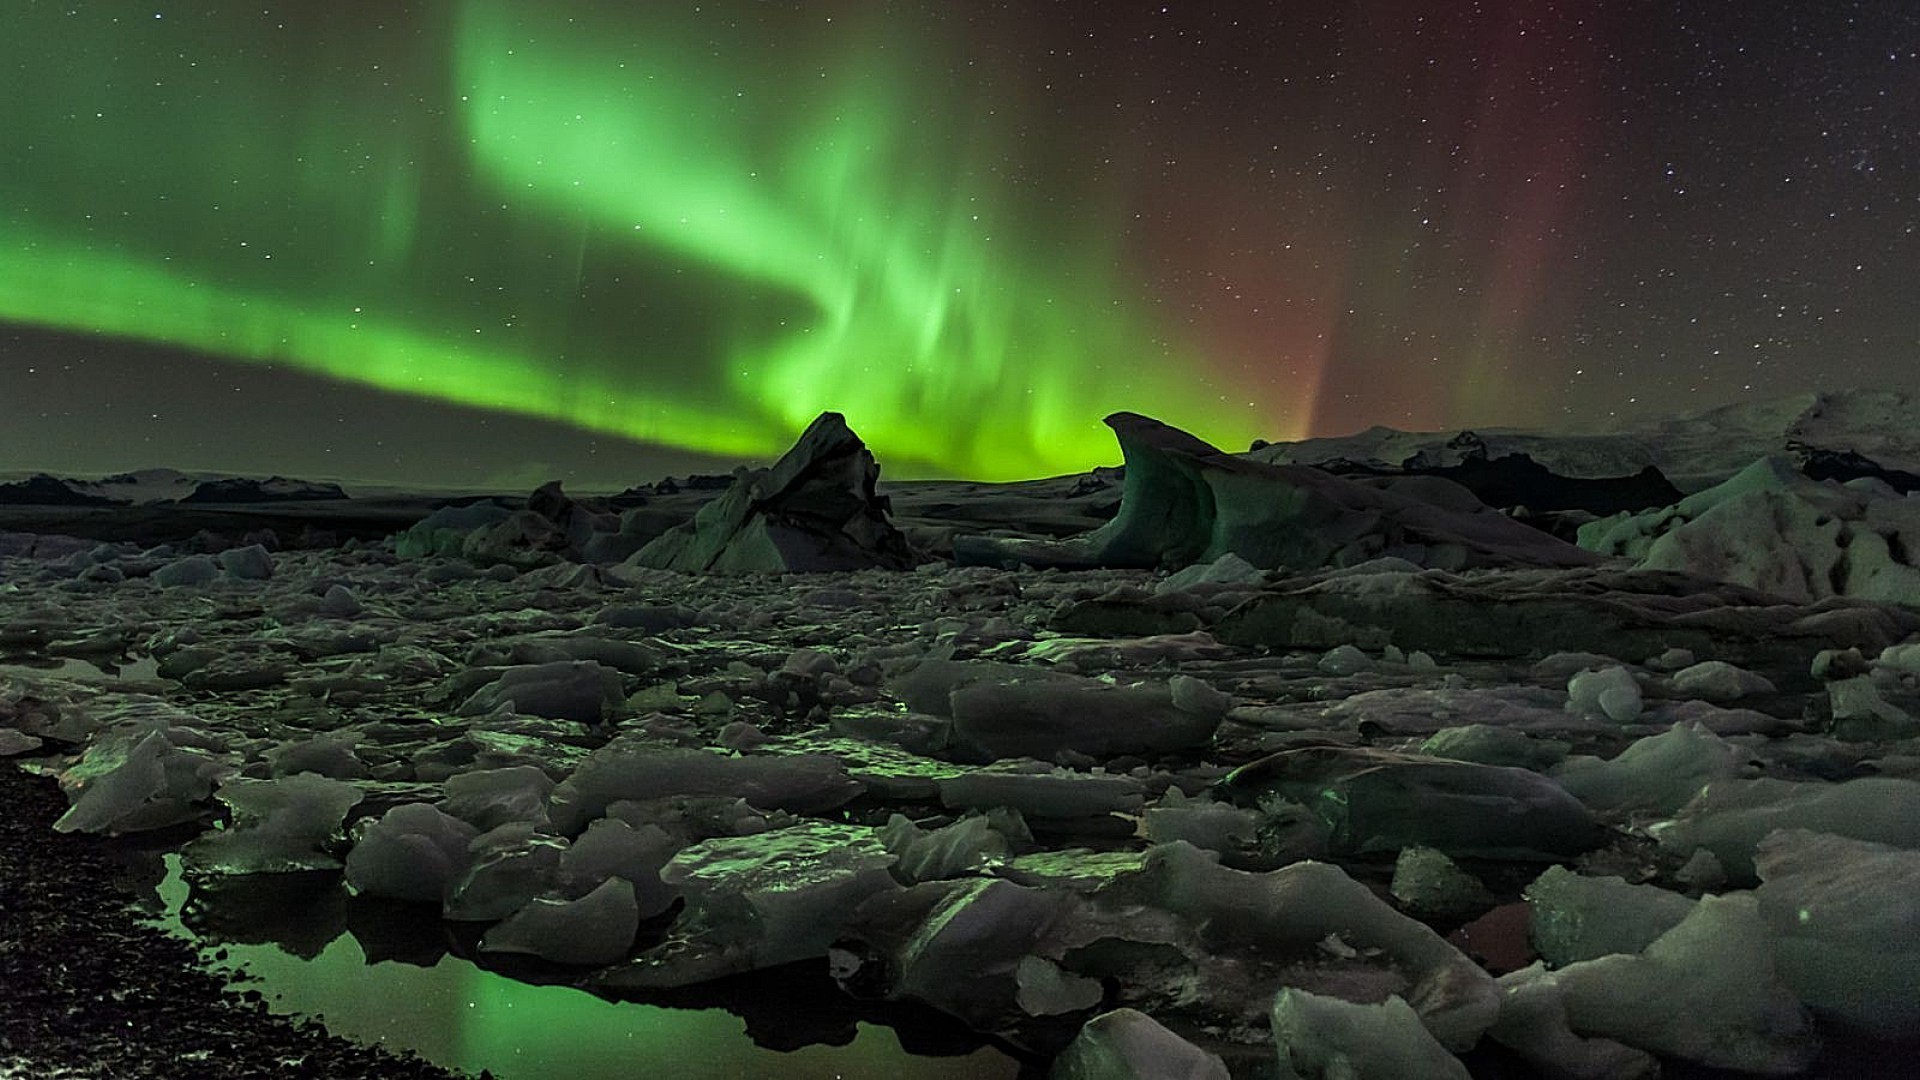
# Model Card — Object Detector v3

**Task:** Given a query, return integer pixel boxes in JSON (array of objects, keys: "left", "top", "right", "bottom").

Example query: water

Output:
[
  {"left": 149, "top": 855, "right": 1027, "bottom": 1079},
  {"left": 0, "top": 654, "right": 161, "bottom": 682}
]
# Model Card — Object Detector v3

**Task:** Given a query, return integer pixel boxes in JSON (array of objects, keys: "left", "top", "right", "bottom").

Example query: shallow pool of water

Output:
[{"left": 150, "top": 855, "right": 1027, "bottom": 1079}]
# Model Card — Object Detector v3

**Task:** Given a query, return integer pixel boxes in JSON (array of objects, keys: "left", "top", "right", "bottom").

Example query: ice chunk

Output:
[
  {"left": 844, "top": 876, "right": 1068, "bottom": 1029},
  {"left": 152, "top": 554, "right": 220, "bottom": 588},
  {"left": 344, "top": 803, "right": 480, "bottom": 904},
  {"left": 1014, "top": 954, "right": 1102, "bottom": 1017},
  {"left": 1390, "top": 847, "right": 1494, "bottom": 922},
  {"left": 1316, "top": 644, "right": 1371, "bottom": 675},
  {"left": 438, "top": 765, "right": 556, "bottom": 832},
  {"left": 0, "top": 728, "right": 42, "bottom": 756},
  {"left": 948, "top": 671, "right": 1223, "bottom": 760},
  {"left": 217, "top": 543, "right": 274, "bottom": 581},
  {"left": 443, "top": 821, "right": 568, "bottom": 921},
  {"left": 598, "top": 822, "right": 896, "bottom": 990},
  {"left": 548, "top": 741, "right": 863, "bottom": 833},
  {"left": 183, "top": 773, "right": 363, "bottom": 874},
  {"left": 557, "top": 817, "right": 680, "bottom": 918},
  {"left": 1827, "top": 675, "right": 1919, "bottom": 741},
  {"left": 262, "top": 733, "right": 367, "bottom": 780},
  {"left": 880, "top": 813, "right": 1013, "bottom": 883},
  {"left": 1552, "top": 722, "right": 1749, "bottom": 815},
  {"left": 1489, "top": 973, "right": 1660, "bottom": 1080},
  {"left": 53, "top": 726, "right": 229, "bottom": 835},
  {"left": 1652, "top": 776, "right": 1920, "bottom": 879},
  {"left": 1419, "top": 724, "right": 1568, "bottom": 771},
  {"left": 457, "top": 661, "right": 626, "bottom": 724},
  {"left": 1523, "top": 866, "right": 1696, "bottom": 967},
  {"left": 1566, "top": 666, "right": 1642, "bottom": 723},
  {"left": 1670, "top": 659, "right": 1774, "bottom": 702},
  {"left": 1051, "top": 1008, "right": 1229, "bottom": 1080},
  {"left": 317, "top": 584, "right": 363, "bottom": 618},
  {"left": 1141, "top": 788, "right": 1261, "bottom": 864},
  {"left": 937, "top": 762, "right": 1146, "bottom": 821},
  {"left": 1753, "top": 829, "right": 1920, "bottom": 1035},
  {"left": 479, "top": 877, "right": 639, "bottom": 967},
  {"left": 1496, "top": 894, "right": 1818, "bottom": 1074},
  {"left": 1271, "top": 990, "right": 1469, "bottom": 1080},
  {"left": 1220, "top": 747, "right": 1603, "bottom": 860}
]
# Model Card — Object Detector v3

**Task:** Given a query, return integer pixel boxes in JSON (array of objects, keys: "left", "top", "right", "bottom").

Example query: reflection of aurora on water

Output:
[{"left": 155, "top": 857, "right": 1016, "bottom": 1079}]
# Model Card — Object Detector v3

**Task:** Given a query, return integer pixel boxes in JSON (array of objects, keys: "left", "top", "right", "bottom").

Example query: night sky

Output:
[{"left": 2, "top": 1, "right": 1916, "bottom": 488}]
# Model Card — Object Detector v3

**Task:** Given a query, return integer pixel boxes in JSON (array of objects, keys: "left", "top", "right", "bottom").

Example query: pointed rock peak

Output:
[{"left": 632, "top": 411, "right": 918, "bottom": 573}]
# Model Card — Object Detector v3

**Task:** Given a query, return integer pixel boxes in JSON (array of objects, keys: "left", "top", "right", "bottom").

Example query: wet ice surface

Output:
[{"left": 6, "top": 530, "right": 1920, "bottom": 1077}]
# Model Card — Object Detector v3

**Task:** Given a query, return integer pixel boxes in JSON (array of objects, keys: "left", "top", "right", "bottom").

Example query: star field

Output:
[{"left": 1, "top": 1, "right": 1915, "bottom": 486}]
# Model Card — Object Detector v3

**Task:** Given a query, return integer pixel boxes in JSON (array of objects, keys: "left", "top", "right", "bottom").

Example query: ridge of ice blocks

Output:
[
  {"left": 1271, "top": 990, "right": 1470, "bottom": 1080},
  {"left": 1494, "top": 894, "right": 1819, "bottom": 1074},
  {"left": 1552, "top": 722, "right": 1751, "bottom": 816},
  {"left": 344, "top": 803, "right": 481, "bottom": 904},
  {"left": 548, "top": 741, "right": 863, "bottom": 833},
  {"left": 1523, "top": 866, "right": 1697, "bottom": 967},
  {"left": 1051, "top": 1008, "right": 1229, "bottom": 1080},
  {"left": 1219, "top": 747, "right": 1604, "bottom": 860},
  {"left": 53, "top": 724, "right": 232, "bottom": 835},
  {"left": 1134, "top": 842, "right": 1500, "bottom": 1051},
  {"left": 183, "top": 773, "right": 363, "bottom": 874},
  {"left": 1651, "top": 775, "right": 1920, "bottom": 879},
  {"left": 1753, "top": 829, "right": 1920, "bottom": 1035},
  {"left": 479, "top": 877, "right": 640, "bottom": 967}
]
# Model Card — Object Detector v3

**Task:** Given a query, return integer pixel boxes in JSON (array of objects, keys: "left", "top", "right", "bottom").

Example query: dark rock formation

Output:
[
  {"left": 632, "top": 412, "right": 920, "bottom": 573},
  {"left": 0, "top": 475, "right": 123, "bottom": 507},
  {"left": 952, "top": 412, "right": 1598, "bottom": 573},
  {"left": 1791, "top": 443, "right": 1920, "bottom": 495}
]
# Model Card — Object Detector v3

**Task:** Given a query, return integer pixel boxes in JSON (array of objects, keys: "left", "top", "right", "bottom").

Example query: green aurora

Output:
[{"left": 0, "top": 1, "right": 1267, "bottom": 479}]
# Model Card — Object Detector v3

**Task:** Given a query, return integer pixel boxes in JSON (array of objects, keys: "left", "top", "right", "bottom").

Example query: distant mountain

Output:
[
  {"left": 0, "top": 468, "right": 349, "bottom": 506},
  {"left": 1252, "top": 389, "right": 1920, "bottom": 491},
  {"left": 0, "top": 474, "right": 125, "bottom": 506},
  {"left": 179, "top": 476, "right": 349, "bottom": 503}
]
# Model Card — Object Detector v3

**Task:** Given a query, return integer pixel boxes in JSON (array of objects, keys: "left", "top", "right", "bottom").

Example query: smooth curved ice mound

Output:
[
  {"left": 1052, "top": 1008, "right": 1229, "bottom": 1080},
  {"left": 344, "top": 803, "right": 480, "bottom": 904},
  {"left": 556, "top": 817, "right": 680, "bottom": 918},
  {"left": 479, "top": 876, "right": 639, "bottom": 967},
  {"left": 1652, "top": 775, "right": 1920, "bottom": 879},
  {"left": 1753, "top": 829, "right": 1920, "bottom": 1036},
  {"left": 1523, "top": 866, "right": 1697, "bottom": 967},
  {"left": 1271, "top": 990, "right": 1470, "bottom": 1080},
  {"left": 1496, "top": 893, "right": 1818, "bottom": 1074},
  {"left": 1553, "top": 722, "right": 1750, "bottom": 816}
]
